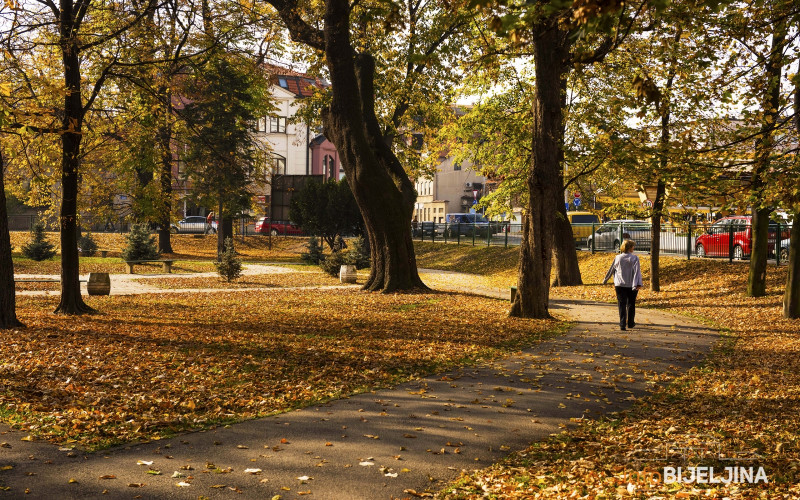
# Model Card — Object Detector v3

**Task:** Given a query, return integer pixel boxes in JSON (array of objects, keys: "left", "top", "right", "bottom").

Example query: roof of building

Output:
[{"left": 263, "top": 63, "right": 328, "bottom": 98}]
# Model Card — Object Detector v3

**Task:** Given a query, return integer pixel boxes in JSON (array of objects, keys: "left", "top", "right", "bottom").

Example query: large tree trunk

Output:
[
  {"left": 748, "top": 20, "right": 785, "bottom": 297},
  {"left": 783, "top": 57, "right": 800, "bottom": 318},
  {"left": 784, "top": 215, "right": 800, "bottom": 317},
  {"left": 55, "top": 9, "right": 93, "bottom": 315},
  {"left": 157, "top": 87, "right": 174, "bottom": 254},
  {"left": 552, "top": 204, "right": 582, "bottom": 287},
  {"left": 0, "top": 146, "right": 24, "bottom": 329},
  {"left": 650, "top": 179, "right": 666, "bottom": 291},
  {"left": 748, "top": 207, "right": 771, "bottom": 297},
  {"left": 510, "top": 25, "right": 569, "bottom": 318},
  {"left": 319, "top": 1, "right": 425, "bottom": 292}
]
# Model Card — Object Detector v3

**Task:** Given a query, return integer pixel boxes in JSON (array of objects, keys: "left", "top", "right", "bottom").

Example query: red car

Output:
[
  {"left": 255, "top": 218, "right": 304, "bottom": 236},
  {"left": 695, "top": 216, "right": 789, "bottom": 260}
]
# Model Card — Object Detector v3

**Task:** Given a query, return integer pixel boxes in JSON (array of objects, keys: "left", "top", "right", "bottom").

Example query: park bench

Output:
[{"left": 124, "top": 259, "right": 174, "bottom": 274}]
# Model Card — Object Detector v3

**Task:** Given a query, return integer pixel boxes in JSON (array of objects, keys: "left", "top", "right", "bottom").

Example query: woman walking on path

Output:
[{"left": 603, "top": 239, "right": 644, "bottom": 331}]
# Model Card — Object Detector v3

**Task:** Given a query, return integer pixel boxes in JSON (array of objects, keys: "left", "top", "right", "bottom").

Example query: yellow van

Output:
[{"left": 567, "top": 211, "right": 600, "bottom": 247}]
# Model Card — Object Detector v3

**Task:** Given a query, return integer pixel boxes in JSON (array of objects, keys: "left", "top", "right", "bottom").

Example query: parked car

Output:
[
  {"left": 412, "top": 221, "right": 437, "bottom": 238},
  {"left": 694, "top": 216, "right": 790, "bottom": 260},
  {"left": 444, "top": 213, "right": 501, "bottom": 238},
  {"left": 566, "top": 211, "right": 600, "bottom": 247},
  {"left": 171, "top": 216, "right": 217, "bottom": 234},
  {"left": 586, "top": 220, "right": 651, "bottom": 252},
  {"left": 255, "top": 218, "right": 304, "bottom": 236}
]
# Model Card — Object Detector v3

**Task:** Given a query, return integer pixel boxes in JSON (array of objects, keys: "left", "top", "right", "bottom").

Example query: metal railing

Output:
[{"left": 412, "top": 221, "right": 794, "bottom": 264}]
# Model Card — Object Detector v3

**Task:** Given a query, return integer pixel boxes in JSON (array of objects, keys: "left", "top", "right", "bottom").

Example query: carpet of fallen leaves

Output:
[
  {"left": 9, "top": 231, "right": 309, "bottom": 262},
  {"left": 13, "top": 257, "right": 218, "bottom": 275},
  {"left": 2, "top": 289, "right": 556, "bottom": 450},
  {"left": 136, "top": 269, "right": 362, "bottom": 289},
  {"left": 429, "top": 250, "right": 800, "bottom": 499},
  {"left": 14, "top": 281, "right": 61, "bottom": 292}
]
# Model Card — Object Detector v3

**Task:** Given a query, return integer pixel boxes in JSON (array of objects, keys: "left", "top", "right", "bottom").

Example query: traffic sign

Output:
[
  {"left": 642, "top": 199, "right": 653, "bottom": 208},
  {"left": 573, "top": 192, "right": 581, "bottom": 199},
  {"left": 573, "top": 198, "right": 582, "bottom": 208}
]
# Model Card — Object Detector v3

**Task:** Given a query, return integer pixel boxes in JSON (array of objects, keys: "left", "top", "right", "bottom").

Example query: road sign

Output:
[
  {"left": 573, "top": 197, "right": 582, "bottom": 208},
  {"left": 642, "top": 199, "right": 653, "bottom": 208},
  {"left": 472, "top": 199, "right": 478, "bottom": 205},
  {"left": 573, "top": 192, "right": 581, "bottom": 199}
]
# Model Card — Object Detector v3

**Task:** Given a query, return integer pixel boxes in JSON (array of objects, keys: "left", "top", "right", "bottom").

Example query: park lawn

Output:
[
  {"left": 12, "top": 256, "right": 219, "bottom": 275},
  {"left": 2, "top": 289, "right": 558, "bottom": 450},
  {"left": 10, "top": 231, "right": 309, "bottom": 262},
  {"left": 136, "top": 268, "right": 367, "bottom": 289},
  {"left": 428, "top": 249, "right": 800, "bottom": 498}
]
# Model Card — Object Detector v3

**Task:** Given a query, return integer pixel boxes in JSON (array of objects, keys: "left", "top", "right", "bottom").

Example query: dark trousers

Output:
[{"left": 615, "top": 286, "right": 638, "bottom": 328}]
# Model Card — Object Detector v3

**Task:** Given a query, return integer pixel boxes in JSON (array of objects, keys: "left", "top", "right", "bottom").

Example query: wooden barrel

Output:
[
  {"left": 339, "top": 265, "right": 357, "bottom": 284},
  {"left": 87, "top": 272, "right": 111, "bottom": 296}
]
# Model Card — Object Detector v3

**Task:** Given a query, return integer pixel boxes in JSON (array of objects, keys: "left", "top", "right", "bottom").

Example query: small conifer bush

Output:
[
  {"left": 78, "top": 232, "right": 98, "bottom": 256},
  {"left": 22, "top": 220, "right": 56, "bottom": 261},
  {"left": 301, "top": 236, "right": 324, "bottom": 264},
  {"left": 216, "top": 237, "right": 243, "bottom": 282},
  {"left": 346, "top": 236, "right": 370, "bottom": 269},
  {"left": 122, "top": 224, "right": 159, "bottom": 261}
]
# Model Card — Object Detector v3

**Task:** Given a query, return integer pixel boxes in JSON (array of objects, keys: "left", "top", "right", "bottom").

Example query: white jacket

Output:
[{"left": 603, "top": 252, "right": 643, "bottom": 288}]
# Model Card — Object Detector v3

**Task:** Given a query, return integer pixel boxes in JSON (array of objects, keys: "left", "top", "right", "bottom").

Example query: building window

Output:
[
  {"left": 256, "top": 117, "right": 267, "bottom": 132},
  {"left": 270, "top": 116, "right": 287, "bottom": 133},
  {"left": 453, "top": 162, "right": 461, "bottom": 171},
  {"left": 278, "top": 78, "right": 288, "bottom": 88},
  {"left": 270, "top": 154, "right": 286, "bottom": 175}
]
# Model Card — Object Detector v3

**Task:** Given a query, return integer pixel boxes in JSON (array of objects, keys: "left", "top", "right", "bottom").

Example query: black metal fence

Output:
[{"left": 413, "top": 220, "right": 794, "bottom": 264}]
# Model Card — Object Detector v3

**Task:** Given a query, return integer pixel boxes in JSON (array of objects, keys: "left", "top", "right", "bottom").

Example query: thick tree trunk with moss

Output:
[
  {"left": 0, "top": 147, "right": 23, "bottom": 329},
  {"left": 510, "top": 25, "right": 569, "bottom": 318},
  {"left": 55, "top": 16, "right": 93, "bottom": 315},
  {"left": 552, "top": 204, "right": 582, "bottom": 287},
  {"left": 317, "top": 0, "right": 426, "bottom": 292}
]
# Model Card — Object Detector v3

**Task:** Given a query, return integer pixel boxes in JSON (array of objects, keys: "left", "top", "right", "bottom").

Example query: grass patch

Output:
[{"left": 3, "top": 289, "right": 559, "bottom": 450}]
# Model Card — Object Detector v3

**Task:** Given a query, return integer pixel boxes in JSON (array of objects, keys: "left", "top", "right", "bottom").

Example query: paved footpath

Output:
[{"left": 2, "top": 270, "right": 719, "bottom": 499}]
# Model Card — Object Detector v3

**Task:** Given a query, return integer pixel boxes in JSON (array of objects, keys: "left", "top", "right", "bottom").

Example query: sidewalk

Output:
[{"left": 1, "top": 270, "right": 719, "bottom": 499}]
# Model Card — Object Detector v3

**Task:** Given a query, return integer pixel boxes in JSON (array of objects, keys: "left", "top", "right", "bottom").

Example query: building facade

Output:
[{"left": 414, "top": 156, "right": 488, "bottom": 223}]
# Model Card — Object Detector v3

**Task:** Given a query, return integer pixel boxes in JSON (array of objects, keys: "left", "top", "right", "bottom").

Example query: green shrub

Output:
[
  {"left": 301, "top": 236, "right": 324, "bottom": 264},
  {"left": 22, "top": 220, "right": 56, "bottom": 261},
  {"left": 122, "top": 224, "right": 159, "bottom": 261},
  {"left": 78, "top": 232, "right": 98, "bottom": 256},
  {"left": 215, "top": 237, "right": 243, "bottom": 282},
  {"left": 320, "top": 250, "right": 347, "bottom": 277},
  {"left": 346, "top": 235, "right": 370, "bottom": 269}
]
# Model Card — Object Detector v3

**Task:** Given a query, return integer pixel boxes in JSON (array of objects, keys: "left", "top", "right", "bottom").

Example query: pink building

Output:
[{"left": 309, "top": 134, "right": 343, "bottom": 181}]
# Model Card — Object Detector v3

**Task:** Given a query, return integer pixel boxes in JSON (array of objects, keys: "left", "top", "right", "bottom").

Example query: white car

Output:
[
  {"left": 171, "top": 216, "right": 217, "bottom": 234},
  {"left": 586, "top": 220, "right": 651, "bottom": 252}
]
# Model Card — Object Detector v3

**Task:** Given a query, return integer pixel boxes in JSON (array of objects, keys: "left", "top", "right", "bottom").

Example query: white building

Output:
[{"left": 414, "top": 156, "right": 488, "bottom": 223}]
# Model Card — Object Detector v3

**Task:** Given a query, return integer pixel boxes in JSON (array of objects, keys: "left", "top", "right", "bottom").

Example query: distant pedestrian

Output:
[
  {"left": 602, "top": 239, "right": 643, "bottom": 331},
  {"left": 206, "top": 211, "right": 215, "bottom": 234}
]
